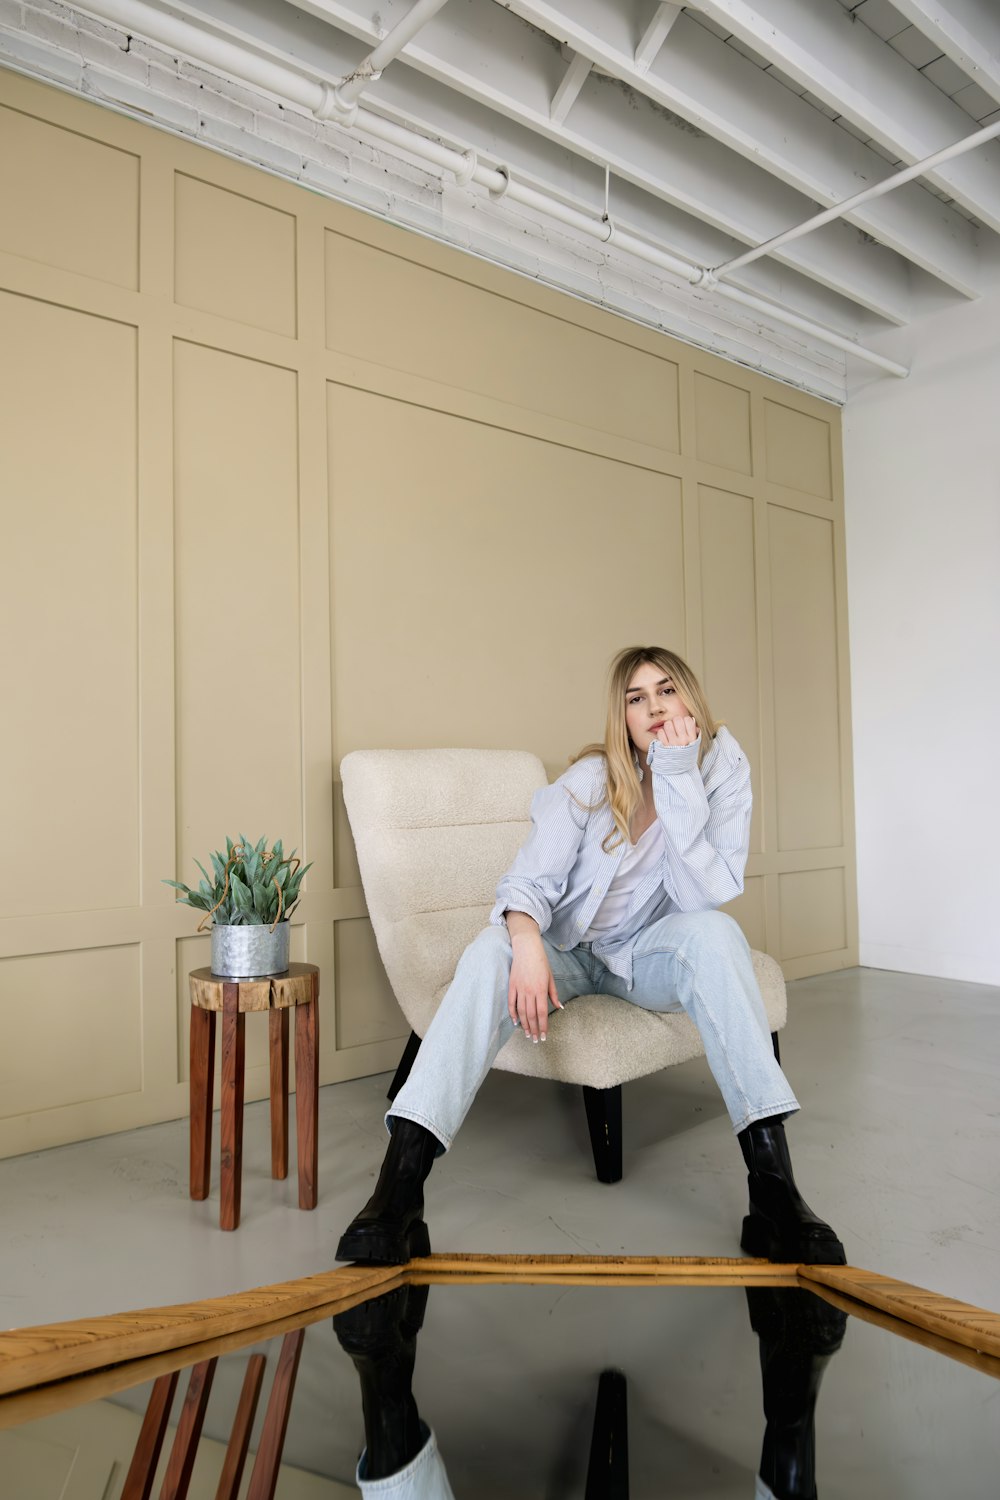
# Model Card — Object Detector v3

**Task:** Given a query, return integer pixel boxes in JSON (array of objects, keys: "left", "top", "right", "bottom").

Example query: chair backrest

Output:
[{"left": 340, "top": 749, "right": 547, "bottom": 1034}]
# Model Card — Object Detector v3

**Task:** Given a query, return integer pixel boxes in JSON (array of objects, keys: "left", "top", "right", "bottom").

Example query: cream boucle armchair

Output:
[{"left": 341, "top": 748, "right": 787, "bottom": 1182}]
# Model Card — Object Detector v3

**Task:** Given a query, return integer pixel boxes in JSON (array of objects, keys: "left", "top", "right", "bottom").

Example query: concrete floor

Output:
[{"left": 2, "top": 966, "right": 998, "bottom": 1333}]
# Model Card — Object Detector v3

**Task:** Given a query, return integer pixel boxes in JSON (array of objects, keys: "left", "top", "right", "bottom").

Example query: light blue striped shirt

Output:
[{"left": 489, "top": 728, "right": 751, "bottom": 987}]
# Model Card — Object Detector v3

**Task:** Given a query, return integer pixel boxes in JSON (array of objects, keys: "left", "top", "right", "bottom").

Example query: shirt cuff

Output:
[
  {"left": 490, "top": 887, "right": 550, "bottom": 933},
  {"left": 647, "top": 735, "right": 700, "bottom": 775}
]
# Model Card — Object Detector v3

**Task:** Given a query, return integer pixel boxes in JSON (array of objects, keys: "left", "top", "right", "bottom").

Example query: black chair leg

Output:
[
  {"left": 386, "top": 1030, "right": 422, "bottom": 1102},
  {"left": 770, "top": 1030, "right": 781, "bottom": 1064},
  {"left": 582, "top": 1084, "right": 623, "bottom": 1184},
  {"left": 585, "top": 1369, "right": 629, "bottom": 1500}
]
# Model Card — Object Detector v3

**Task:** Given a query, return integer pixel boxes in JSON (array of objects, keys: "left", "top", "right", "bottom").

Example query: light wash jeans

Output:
[
  {"left": 357, "top": 1426, "right": 455, "bottom": 1499},
  {"left": 354, "top": 1426, "right": 765, "bottom": 1498},
  {"left": 389, "top": 910, "right": 798, "bottom": 1146}
]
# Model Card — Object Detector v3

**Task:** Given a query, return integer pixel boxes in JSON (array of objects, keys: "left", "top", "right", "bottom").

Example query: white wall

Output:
[{"left": 843, "top": 290, "right": 1000, "bottom": 986}]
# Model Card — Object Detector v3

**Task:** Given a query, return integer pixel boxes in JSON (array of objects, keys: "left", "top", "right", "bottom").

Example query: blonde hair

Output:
[{"left": 572, "top": 646, "right": 719, "bottom": 852}]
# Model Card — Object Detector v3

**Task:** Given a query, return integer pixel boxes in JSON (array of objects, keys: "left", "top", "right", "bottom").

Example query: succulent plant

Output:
[{"left": 165, "top": 835, "right": 312, "bottom": 927}]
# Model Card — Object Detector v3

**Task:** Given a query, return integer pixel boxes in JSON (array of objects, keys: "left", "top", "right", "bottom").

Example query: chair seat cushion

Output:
[{"left": 431, "top": 948, "right": 787, "bottom": 1090}]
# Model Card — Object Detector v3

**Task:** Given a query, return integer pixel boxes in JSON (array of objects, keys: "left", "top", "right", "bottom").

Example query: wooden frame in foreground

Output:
[{"left": 0, "top": 1255, "right": 997, "bottom": 1423}]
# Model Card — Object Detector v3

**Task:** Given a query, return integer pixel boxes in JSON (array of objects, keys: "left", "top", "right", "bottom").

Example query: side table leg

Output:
[
  {"left": 189, "top": 1007, "right": 215, "bottom": 1201},
  {"left": 269, "top": 1009, "right": 289, "bottom": 1180},
  {"left": 294, "top": 986, "right": 319, "bottom": 1210},
  {"left": 221, "top": 982, "right": 245, "bottom": 1231}
]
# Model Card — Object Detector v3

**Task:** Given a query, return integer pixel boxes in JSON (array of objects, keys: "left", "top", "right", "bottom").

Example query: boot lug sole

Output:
[
  {"left": 335, "top": 1217, "right": 431, "bottom": 1265},
  {"left": 741, "top": 1211, "right": 846, "bottom": 1266}
]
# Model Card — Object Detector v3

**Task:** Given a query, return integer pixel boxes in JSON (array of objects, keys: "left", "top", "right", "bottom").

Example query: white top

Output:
[{"left": 583, "top": 820, "right": 665, "bottom": 940}]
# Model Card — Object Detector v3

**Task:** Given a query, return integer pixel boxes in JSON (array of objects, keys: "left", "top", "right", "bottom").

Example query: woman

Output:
[{"left": 337, "top": 647, "right": 845, "bottom": 1268}]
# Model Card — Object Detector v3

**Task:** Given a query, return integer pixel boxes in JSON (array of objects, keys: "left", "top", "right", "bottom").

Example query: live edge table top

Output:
[{"left": 188, "top": 962, "right": 319, "bottom": 1013}]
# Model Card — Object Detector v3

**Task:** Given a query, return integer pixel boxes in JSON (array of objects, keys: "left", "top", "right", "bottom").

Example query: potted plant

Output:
[{"left": 165, "top": 836, "right": 312, "bottom": 978}]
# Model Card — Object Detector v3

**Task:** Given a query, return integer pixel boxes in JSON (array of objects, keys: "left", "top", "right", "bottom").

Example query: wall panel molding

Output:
[{"left": 0, "top": 69, "right": 855, "bottom": 1159}]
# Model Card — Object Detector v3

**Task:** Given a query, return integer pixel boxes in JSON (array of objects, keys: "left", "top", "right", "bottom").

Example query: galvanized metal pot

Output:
[{"left": 211, "top": 922, "right": 290, "bottom": 978}]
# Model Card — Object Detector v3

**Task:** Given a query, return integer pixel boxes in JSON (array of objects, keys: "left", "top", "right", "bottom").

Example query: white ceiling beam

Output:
[
  {"left": 891, "top": 0, "right": 1000, "bottom": 103},
  {"left": 374, "top": 53, "right": 894, "bottom": 341},
  {"left": 634, "top": 3, "right": 682, "bottom": 73},
  {"left": 568, "top": 82, "right": 914, "bottom": 320},
  {"left": 715, "top": 113, "right": 1000, "bottom": 279},
  {"left": 688, "top": 0, "right": 1000, "bottom": 233},
  {"left": 369, "top": 52, "right": 890, "bottom": 340},
  {"left": 501, "top": 0, "right": 984, "bottom": 297},
  {"left": 274, "top": 0, "right": 918, "bottom": 322},
  {"left": 549, "top": 50, "right": 591, "bottom": 125}
]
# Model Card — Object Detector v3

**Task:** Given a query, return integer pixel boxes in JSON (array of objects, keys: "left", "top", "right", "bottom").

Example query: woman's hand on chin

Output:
[{"left": 655, "top": 715, "right": 698, "bottom": 748}]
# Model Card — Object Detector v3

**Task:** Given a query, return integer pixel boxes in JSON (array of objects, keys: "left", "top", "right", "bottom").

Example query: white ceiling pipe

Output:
[
  {"left": 80, "top": 0, "right": 447, "bottom": 122},
  {"left": 333, "top": 0, "right": 452, "bottom": 117},
  {"left": 75, "top": 0, "right": 908, "bottom": 377},
  {"left": 707, "top": 282, "right": 908, "bottom": 374},
  {"left": 714, "top": 115, "right": 1000, "bottom": 280},
  {"left": 481, "top": 173, "right": 910, "bottom": 374},
  {"left": 77, "top": 0, "right": 340, "bottom": 111}
]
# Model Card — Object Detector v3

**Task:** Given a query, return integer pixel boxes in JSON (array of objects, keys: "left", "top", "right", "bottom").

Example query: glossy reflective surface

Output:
[{"left": 2, "top": 1279, "right": 997, "bottom": 1498}]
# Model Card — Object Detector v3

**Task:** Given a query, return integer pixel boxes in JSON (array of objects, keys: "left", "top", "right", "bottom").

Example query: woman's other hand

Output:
[
  {"left": 655, "top": 715, "right": 698, "bottom": 748},
  {"left": 506, "top": 924, "right": 562, "bottom": 1042}
]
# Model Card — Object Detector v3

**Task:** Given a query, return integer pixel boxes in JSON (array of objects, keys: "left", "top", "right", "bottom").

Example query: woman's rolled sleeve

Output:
[{"left": 648, "top": 733, "right": 751, "bottom": 912}]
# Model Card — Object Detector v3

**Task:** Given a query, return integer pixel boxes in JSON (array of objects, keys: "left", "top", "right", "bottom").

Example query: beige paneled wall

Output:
[{"left": 0, "top": 71, "right": 857, "bottom": 1158}]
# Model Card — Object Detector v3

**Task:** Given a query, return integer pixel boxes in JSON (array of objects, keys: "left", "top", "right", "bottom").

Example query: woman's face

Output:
[{"left": 624, "top": 660, "right": 693, "bottom": 755}]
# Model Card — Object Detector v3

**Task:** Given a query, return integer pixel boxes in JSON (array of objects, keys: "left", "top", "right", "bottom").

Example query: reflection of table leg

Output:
[
  {"left": 121, "top": 1370, "right": 179, "bottom": 1500},
  {"left": 189, "top": 1008, "right": 215, "bottom": 1201},
  {"left": 247, "top": 1329, "right": 306, "bottom": 1500},
  {"left": 269, "top": 1010, "right": 289, "bottom": 1180},
  {"left": 160, "top": 1358, "right": 217, "bottom": 1498},
  {"left": 216, "top": 1353, "right": 266, "bottom": 1500},
  {"left": 221, "top": 982, "right": 245, "bottom": 1231},
  {"left": 295, "top": 991, "right": 319, "bottom": 1210}
]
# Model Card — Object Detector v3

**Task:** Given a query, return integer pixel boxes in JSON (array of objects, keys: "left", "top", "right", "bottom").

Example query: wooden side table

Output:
[{"left": 188, "top": 962, "right": 319, "bottom": 1231}]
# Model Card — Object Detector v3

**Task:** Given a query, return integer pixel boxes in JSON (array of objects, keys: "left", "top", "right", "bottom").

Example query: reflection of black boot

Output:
[
  {"left": 336, "top": 1119, "right": 439, "bottom": 1264},
  {"left": 746, "top": 1287, "right": 847, "bottom": 1500},
  {"left": 334, "top": 1283, "right": 430, "bottom": 1480},
  {"left": 738, "top": 1118, "right": 846, "bottom": 1265}
]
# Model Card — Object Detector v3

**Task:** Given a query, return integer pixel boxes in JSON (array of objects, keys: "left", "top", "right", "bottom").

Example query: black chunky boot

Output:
[
  {"left": 746, "top": 1286, "right": 848, "bottom": 1500},
  {"left": 738, "top": 1117, "right": 846, "bottom": 1265},
  {"left": 333, "top": 1284, "right": 430, "bottom": 1480},
  {"left": 336, "top": 1118, "right": 439, "bottom": 1264}
]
